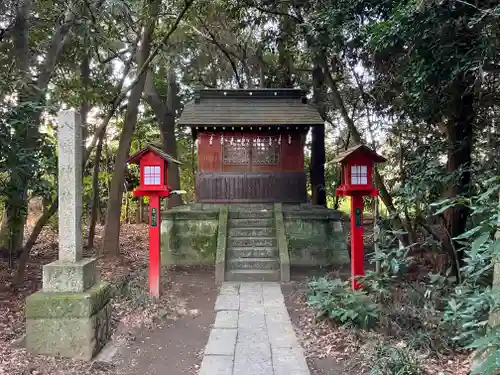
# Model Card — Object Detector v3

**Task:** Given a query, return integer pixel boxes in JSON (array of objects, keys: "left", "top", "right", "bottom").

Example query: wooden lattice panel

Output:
[
  {"left": 223, "top": 137, "right": 250, "bottom": 165},
  {"left": 251, "top": 136, "right": 280, "bottom": 165}
]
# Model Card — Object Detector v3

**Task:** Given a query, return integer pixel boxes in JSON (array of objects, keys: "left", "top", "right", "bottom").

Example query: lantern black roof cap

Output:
[
  {"left": 126, "top": 143, "right": 182, "bottom": 165},
  {"left": 333, "top": 144, "right": 386, "bottom": 163}
]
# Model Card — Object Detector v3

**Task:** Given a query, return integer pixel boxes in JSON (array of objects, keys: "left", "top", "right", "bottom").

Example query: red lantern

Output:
[
  {"left": 127, "top": 144, "right": 182, "bottom": 297},
  {"left": 334, "top": 144, "right": 386, "bottom": 290}
]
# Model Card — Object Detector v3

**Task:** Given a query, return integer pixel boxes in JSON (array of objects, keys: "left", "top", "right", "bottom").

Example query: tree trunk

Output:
[
  {"left": 310, "top": 65, "right": 327, "bottom": 206},
  {"left": 124, "top": 192, "right": 130, "bottom": 224},
  {"left": 444, "top": 86, "right": 474, "bottom": 272},
  {"left": 488, "top": 191, "right": 500, "bottom": 326},
  {"left": 277, "top": 2, "right": 294, "bottom": 88},
  {"left": 143, "top": 70, "right": 182, "bottom": 208},
  {"left": 101, "top": 0, "right": 161, "bottom": 257},
  {"left": 80, "top": 50, "right": 90, "bottom": 160},
  {"left": 136, "top": 197, "right": 144, "bottom": 223},
  {"left": 164, "top": 71, "right": 181, "bottom": 208},
  {"left": 87, "top": 130, "right": 104, "bottom": 249},
  {"left": 374, "top": 197, "right": 381, "bottom": 273},
  {"left": 0, "top": 209, "right": 8, "bottom": 254},
  {"left": 310, "top": 125, "right": 326, "bottom": 206},
  {"left": 14, "top": 201, "right": 58, "bottom": 284}
]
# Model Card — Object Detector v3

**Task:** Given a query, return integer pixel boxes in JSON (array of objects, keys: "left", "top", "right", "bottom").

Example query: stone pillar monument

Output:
[{"left": 25, "top": 110, "right": 112, "bottom": 360}]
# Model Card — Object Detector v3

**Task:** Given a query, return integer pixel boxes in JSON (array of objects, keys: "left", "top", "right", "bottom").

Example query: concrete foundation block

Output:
[
  {"left": 43, "top": 258, "right": 97, "bottom": 292},
  {"left": 25, "top": 281, "right": 112, "bottom": 361}
]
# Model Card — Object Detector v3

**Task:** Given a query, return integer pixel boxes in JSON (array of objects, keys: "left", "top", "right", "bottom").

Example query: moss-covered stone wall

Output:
[
  {"left": 282, "top": 204, "right": 349, "bottom": 266},
  {"left": 160, "top": 203, "right": 348, "bottom": 267},
  {"left": 161, "top": 206, "right": 219, "bottom": 265}
]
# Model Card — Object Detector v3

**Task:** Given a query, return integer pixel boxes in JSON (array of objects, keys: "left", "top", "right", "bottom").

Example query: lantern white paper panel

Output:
[
  {"left": 144, "top": 165, "right": 161, "bottom": 185},
  {"left": 351, "top": 165, "right": 368, "bottom": 185}
]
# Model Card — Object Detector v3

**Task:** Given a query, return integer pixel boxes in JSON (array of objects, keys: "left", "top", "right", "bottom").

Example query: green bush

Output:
[
  {"left": 307, "top": 277, "right": 380, "bottom": 329},
  {"left": 368, "top": 342, "right": 422, "bottom": 375},
  {"left": 467, "top": 325, "right": 500, "bottom": 375}
]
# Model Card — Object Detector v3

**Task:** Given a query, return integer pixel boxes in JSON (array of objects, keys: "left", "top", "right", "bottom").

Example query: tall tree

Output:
[
  {"left": 101, "top": 0, "right": 162, "bottom": 256},
  {"left": 144, "top": 70, "right": 182, "bottom": 208},
  {"left": 1, "top": 0, "right": 78, "bottom": 254},
  {"left": 310, "top": 65, "right": 327, "bottom": 206},
  {"left": 101, "top": 0, "right": 195, "bottom": 256}
]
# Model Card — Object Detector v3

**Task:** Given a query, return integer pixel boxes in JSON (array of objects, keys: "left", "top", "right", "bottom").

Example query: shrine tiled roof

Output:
[{"left": 178, "top": 89, "right": 324, "bottom": 127}]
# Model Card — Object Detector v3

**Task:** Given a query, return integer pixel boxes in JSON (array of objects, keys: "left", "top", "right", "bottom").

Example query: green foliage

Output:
[
  {"left": 368, "top": 0, "right": 500, "bottom": 124},
  {"left": 467, "top": 325, "right": 500, "bottom": 375},
  {"left": 368, "top": 342, "right": 423, "bottom": 375},
  {"left": 307, "top": 277, "right": 380, "bottom": 329},
  {"left": 427, "top": 178, "right": 500, "bottom": 373}
]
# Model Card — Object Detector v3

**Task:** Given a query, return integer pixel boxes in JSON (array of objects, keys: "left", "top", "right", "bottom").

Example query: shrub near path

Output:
[{"left": 282, "top": 272, "right": 471, "bottom": 375}]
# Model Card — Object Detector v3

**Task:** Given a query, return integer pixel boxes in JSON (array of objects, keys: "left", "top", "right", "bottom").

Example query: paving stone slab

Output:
[
  {"left": 272, "top": 347, "right": 310, "bottom": 375},
  {"left": 263, "top": 289, "right": 285, "bottom": 303},
  {"left": 268, "top": 324, "right": 299, "bottom": 348},
  {"left": 233, "top": 344, "right": 273, "bottom": 375},
  {"left": 214, "top": 311, "right": 239, "bottom": 329},
  {"left": 238, "top": 310, "right": 266, "bottom": 329},
  {"left": 204, "top": 328, "right": 237, "bottom": 356},
  {"left": 239, "top": 296, "right": 264, "bottom": 312},
  {"left": 219, "top": 283, "right": 240, "bottom": 295},
  {"left": 263, "top": 297, "right": 285, "bottom": 309},
  {"left": 200, "top": 282, "right": 311, "bottom": 375},
  {"left": 265, "top": 306, "right": 292, "bottom": 324},
  {"left": 239, "top": 294, "right": 263, "bottom": 304},
  {"left": 239, "top": 282, "right": 263, "bottom": 295},
  {"left": 237, "top": 326, "right": 269, "bottom": 344},
  {"left": 199, "top": 355, "right": 234, "bottom": 375},
  {"left": 215, "top": 294, "right": 240, "bottom": 311},
  {"left": 262, "top": 283, "right": 283, "bottom": 295},
  {"left": 240, "top": 304, "right": 266, "bottom": 314}
]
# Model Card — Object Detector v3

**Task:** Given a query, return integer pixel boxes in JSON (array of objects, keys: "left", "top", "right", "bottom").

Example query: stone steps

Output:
[
  {"left": 227, "top": 236, "right": 277, "bottom": 248},
  {"left": 228, "top": 218, "right": 274, "bottom": 228},
  {"left": 225, "top": 269, "right": 281, "bottom": 282},
  {"left": 228, "top": 227, "right": 275, "bottom": 237},
  {"left": 227, "top": 257, "right": 279, "bottom": 270},
  {"left": 228, "top": 203, "right": 274, "bottom": 211},
  {"left": 228, "top": 247, "right": 277, "bottom": 258},
  {"left": 225, "top": 206, "right": 281, "bottom": 282},
  {"left": 228, "top": 210, "right": 273, "bottom": 219}
]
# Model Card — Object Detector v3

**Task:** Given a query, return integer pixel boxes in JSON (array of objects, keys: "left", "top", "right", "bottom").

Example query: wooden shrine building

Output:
[{"left": 178, "top": 88, "right": 324, "bottom": 203}]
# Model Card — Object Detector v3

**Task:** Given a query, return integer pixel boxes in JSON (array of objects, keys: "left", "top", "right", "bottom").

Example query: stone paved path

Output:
[{"left": 199, "top": 282, "right": 311, "bottom": 375}]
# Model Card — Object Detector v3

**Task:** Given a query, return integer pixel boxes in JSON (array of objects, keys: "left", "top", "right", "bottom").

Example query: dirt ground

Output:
[
  {"left": 0, "top": 223, "right": 220, "bottom": 375},
  {"left": 111, "top": 268, "right": 218, "bottom": 375},
  {"left": 282, "top": 266, "right": 351, "bottom": 375}
]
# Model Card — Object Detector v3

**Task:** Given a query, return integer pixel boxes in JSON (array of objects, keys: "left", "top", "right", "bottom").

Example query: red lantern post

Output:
[
  {"left": 126, "top": 144, "right": 182, "bottom": 298},
  {"left": 334, "top": 144, "right": 386, "bottom": 290}
]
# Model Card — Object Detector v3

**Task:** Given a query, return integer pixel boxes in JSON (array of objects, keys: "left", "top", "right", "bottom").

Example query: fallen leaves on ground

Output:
[{"left": 0, "top": 223, "right": 185, "bottom": 375}]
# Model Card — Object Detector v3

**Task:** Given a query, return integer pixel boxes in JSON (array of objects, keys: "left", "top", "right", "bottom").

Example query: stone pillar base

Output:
[
  {"left": 25, "top": 281, "right": 112, "bottom": 360},
  {"left": 43, "top": 258, "right": 97, "bottom": 292}
]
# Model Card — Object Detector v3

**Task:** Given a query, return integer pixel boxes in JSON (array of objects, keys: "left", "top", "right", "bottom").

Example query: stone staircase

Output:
[{"left": 225, "top": 205, "right": 281, "bottom": 281}]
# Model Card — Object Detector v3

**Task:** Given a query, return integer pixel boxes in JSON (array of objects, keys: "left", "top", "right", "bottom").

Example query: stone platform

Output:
[
  {"left": 26, "top": 281, "right": 112, "bottom": 360},
  {"left": 161, "top": 203, "right": 349, "bottom": 282},
  {"left": 199, "top": 282, "right": 310, "bottom": 375}
]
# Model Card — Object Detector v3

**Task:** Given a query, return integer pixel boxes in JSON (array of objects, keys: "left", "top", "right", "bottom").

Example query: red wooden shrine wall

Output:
[{"left": 197, "top": 132, "right": 305, "bottom": 173}]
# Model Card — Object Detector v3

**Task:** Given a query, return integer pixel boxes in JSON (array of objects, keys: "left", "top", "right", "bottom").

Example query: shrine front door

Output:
[{"left": 221, "top": 133, "right": 281, "bottom": 173}]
